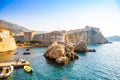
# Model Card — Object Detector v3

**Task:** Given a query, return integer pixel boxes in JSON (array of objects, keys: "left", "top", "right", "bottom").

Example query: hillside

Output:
[
  {"left": 107, "top": 36, "right": 120, "bottom": 42},
  {"left": 0, "top": 20, "right": 30, "bottom": 33}
]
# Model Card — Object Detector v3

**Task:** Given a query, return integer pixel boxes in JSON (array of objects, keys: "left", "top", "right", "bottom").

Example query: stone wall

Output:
[
  {"left": 14, "top": 35, "right": 24, "bottom": 42},
  {"left": 0, "top": 37, "right": 17, "bottom": 52},
  {"left": 68, "top": 27, "right": 108, "bottom": 44}
]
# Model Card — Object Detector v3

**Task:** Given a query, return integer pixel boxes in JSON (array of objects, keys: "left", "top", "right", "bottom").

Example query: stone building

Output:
[
  {"left": 24, "top": 31, "right": 36, "bottom": 41},
  {"left": 33, "top": 33, "right": 51, "bottom": 46},
  {"left": 0, "top": 30, "right": 9, "bottom": 38},
  {"left": 14, "top": 30, "right": 66, "bottom": 46},
  {"left": 0, "top": 27, "right": 10, "bottom": 38},
  {"left": 14, "top": 26, "right": 108, "bottom": 45},
  {"left": 67, "top": 26, "right": 108, "bottom": 44},
  {"left": 84, "top": 26, "right": 100, "bottom": 32},
  {"left": 0, "top": 27, "right": 17, "bottom": 52},
  {"left": 51, "top": 31, "right": 66, "bottom": 43},
  {"left": 14, "top": 35, "right": 24, "bottom": 42}
]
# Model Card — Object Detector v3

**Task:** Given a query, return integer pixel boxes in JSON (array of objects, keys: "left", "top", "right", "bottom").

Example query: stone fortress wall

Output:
[{"left": 0, "top": 27, "right": 17, "bottom": 52}]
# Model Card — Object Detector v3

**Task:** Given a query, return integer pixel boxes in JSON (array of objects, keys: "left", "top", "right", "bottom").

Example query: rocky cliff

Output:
[
  {"left": 68, "top": 26, "right": 108, "bottom": 44},
  {"left": 44, "top": 41, "right": 79, "bottom": 64}
]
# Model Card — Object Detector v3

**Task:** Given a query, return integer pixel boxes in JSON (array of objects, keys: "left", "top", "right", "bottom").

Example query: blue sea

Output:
[{"left": 2, "top": 42, "right": 120, "bottom": 80}]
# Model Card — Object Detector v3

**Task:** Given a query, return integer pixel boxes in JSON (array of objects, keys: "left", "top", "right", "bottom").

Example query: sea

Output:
[{"left": 1, "top": 42, "right": 120, "bottom": 80}]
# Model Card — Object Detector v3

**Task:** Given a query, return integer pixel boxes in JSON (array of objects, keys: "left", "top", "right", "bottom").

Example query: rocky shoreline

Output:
[
  {"left": 74, "top": 40, "right": 96, "bottom": 53},
  {"left": 44, "top": 40, "right": 96, "bottom": 64}
]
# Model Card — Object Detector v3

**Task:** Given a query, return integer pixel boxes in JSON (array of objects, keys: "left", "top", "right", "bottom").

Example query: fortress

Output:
[
  {"left": 14, "top": 26, "right": 108, "bottom": 46},
  {"left": 0, "top": 27, "right": 17, "bottom": 52},
  {"left": 14, "top": 30, "right": 66, "bottom": 46}
]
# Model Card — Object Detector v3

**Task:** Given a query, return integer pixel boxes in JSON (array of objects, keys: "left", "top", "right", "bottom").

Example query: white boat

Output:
[{"left": 0, "top": 65, "right": 14, "bottom": 78}]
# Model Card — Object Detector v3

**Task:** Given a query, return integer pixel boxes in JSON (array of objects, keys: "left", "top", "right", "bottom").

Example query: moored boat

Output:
[
  {"left": 24, "top": 65, "right": 33, "bottom": 73},
  {"left": 0, "top": 65, "right": 14, "bottom": 78},
  {"left": 23, "top": 51, "right": 31, "bottom": 55},
  {"left": 23, "top": 49, "right": 31, "bottom": 55}
]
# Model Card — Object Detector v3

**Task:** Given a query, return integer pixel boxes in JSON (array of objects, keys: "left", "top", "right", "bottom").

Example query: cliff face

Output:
[{"left": 68, "top": 26, "right": 108, "bottom": 44}]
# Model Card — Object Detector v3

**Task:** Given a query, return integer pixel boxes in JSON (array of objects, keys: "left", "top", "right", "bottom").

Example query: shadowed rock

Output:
[
  {"left": 74, "top": 40, "right": 96, "bottom": 53},
  {"left": 74, "top": 40, "right": 88, "bottom": 52}
]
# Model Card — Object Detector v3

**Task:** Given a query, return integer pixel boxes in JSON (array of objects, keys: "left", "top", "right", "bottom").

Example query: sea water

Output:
[{"left": 2, "top": 42, "right": 120, "bottom": 80}]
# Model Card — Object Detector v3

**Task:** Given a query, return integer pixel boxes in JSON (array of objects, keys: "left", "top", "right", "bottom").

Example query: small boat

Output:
[
  {"left": 0, "top": 66, "right": 14, "bottom": 78},
  {"left": 23, "top": 51, "right": 30, "bottom": 55},
  {"left": 24, "top": 65, "right": 33, "bottom": 73},
  {"left": 23, "top": 49, "right": 31, "bottom": 55},
  {"left": 19, "top": 58, "right": 26, "bottom": 63}
]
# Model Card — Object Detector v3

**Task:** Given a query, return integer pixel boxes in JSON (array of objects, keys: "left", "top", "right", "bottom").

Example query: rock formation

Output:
[
  {"left": 74, "top": 40, "right": 96, "bottom": 52},
  {"left": 44, "top": 41, "right": 79, "bottom": 64},
  {"left": 74, "top": 40, "right": 88, "bottom": 52}
]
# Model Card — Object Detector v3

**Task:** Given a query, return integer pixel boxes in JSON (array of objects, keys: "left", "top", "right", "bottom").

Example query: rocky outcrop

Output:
[
  {"left": 74, "top": 40, "right": 88, "bottom": 52},
  {"left": 74, "top": 40, "right": 96, "bottom": 53},
  {"left": 44, "top": 41, "right": 79, "bottom": 64}
]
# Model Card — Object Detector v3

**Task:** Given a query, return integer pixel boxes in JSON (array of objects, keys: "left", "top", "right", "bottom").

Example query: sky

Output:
[{"left": 0, "top": 0, "right": 120, "bottom": 37}]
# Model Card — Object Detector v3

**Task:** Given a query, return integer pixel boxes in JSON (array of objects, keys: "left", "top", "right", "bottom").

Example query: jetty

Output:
[{"left": 0, "top": 61, "right": 30, "bottom": 68}]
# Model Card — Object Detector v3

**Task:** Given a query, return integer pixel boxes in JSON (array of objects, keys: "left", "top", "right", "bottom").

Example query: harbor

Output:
[
  {"left": 1, "top": 43, "right": 120, "bottom": 79},
  {"left": 0, "top": 58, "right": 32, "bottom": 79},
  {"left": 12, "top": 45, "right": 120, "bottom": 79},
  {"left": 0, "top": 61, "right": 30, "bottom": 68}
]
